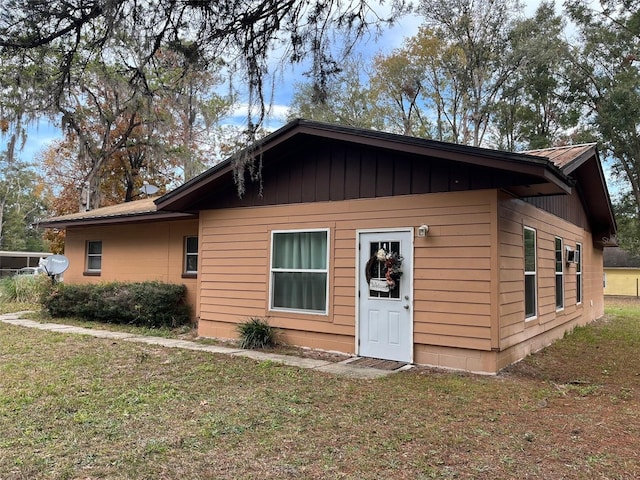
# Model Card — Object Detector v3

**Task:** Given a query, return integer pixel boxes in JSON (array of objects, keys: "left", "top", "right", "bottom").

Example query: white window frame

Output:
[
  {"left": 86, "top": 240, "right": 102, "bottom": 273},
  {"left": 555, "top": 236, "right": 564, "bottom": 311},
  {"left": 576, "top": 242, "right": 583, "bottom": 304},
  {"left": 524, "top": 227, "right": 537, "bottom": 320},
  {"left": 184, "top": 236, "right": 198, "bottom": 274},
  {"left": 269, "top": 228, "right": 330, "bottom": 315}
]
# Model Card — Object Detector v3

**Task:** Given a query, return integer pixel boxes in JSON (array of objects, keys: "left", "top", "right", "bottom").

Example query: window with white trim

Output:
[
  {"left": 524, "top": 227, "right": 537, "bottom": 319},
  {"left": 86, "top": 240, "right": 102, "bottom": 272},
  {"left": 555, "top": 237, "right": 564, "bottom": 310},
  {"left": 576, "top": 243, "right": 582, "bottom": 304},
  {"left": 184, "top": 236, "right": 198, "bottom": 274},
  {"left": 270, "top": 229, "right": 329, "bottom": 314}
]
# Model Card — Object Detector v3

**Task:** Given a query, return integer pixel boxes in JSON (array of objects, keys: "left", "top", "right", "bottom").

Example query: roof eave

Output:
[{"left": 38, "top": 211, "right": 197, "bottom": 229}]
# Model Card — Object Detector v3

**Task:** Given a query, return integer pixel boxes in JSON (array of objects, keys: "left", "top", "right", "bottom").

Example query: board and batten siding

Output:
[
  {"left": 497, "top": 193, "right": 603, "bottom": 369},
  {"left": 63, "top": 219, "right": 199, "bottom": 315},
  {"left": 197, "top": 190, "right": 498, "bottom": 356}
]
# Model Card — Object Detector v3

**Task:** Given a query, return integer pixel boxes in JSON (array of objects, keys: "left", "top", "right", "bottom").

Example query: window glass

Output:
[
  {"left": 185, "top": 236, "right": 198, "bottom": 273},
  {"left": 555, "top": 237, "right": 564, "bottom": 310},
  {"left": 524, "top": 227, "right": 536, "bottom": 319},
  {"left": 273, "top": 231, "right": 327, "bottom": 269},
  {"left": 87, "top": 241, "right": 102, "bottom": 271},
  {"left": 271, "top": 230, "right": 328, "bottom": 313},
  {"left": 367, "top": 241, "right": 402, "bottom": 299},
  {"left": 576, "top": 243, "right": 582, "bottom": 303},
  {"left": 525, "top": 276, "right": 536, "bottom": 318},
  {"left": 88, "top": 241, "right": 102, "bottom": 255},
  {"left": 524, "top": 229, "right": 536, "bottom": 272}
]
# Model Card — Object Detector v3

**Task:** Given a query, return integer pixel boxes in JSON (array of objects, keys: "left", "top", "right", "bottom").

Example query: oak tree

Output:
[{"left": 566, "top": 0, "right": 640, "bottom": 250}]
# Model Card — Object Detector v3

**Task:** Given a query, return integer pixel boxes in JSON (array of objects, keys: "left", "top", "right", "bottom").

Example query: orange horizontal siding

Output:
[
  {"left": 498, "top": 192, "right": 600, "bottom": 350},
  {"left": 416, "top": 279, "right": 490, "bottom": 293},
  {"left": 414, "top": 299, "right": 491, "bottom": 316},
  {"left": 414, "top": 312, "right": 491, "bottom": 328},
  {"left": 417, "top": 268, "right": 491, "bottom": 282},
  {"left": 197, "top": 190, "right": 496, "bottom": 352}
]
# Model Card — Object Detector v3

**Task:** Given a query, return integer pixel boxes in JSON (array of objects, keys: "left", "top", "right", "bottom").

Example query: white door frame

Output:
[{"left": 355, "top": 228, "right": 414, "bottom": 363}]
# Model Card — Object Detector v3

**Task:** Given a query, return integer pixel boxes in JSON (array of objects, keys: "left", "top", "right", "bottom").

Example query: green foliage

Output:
[
  {"left": 0, "top": 0, "right": 407, "bottom": 167},
  {"left": 0, "top": 155, "right": 51, "bottom": 252},
  {"left": 289, "top": 0, "right": 579, "bottom": 149},
  {"left": 493, "top": 1, "right": 579, "bottom": 150},
  {"left": 0, "top": 275, "right": 52, "bottom": 304},
  {"left": 612, "top": 193, "right": 640, "bottom": 255},
  {"left": 288, "top": 56, "right": 387, "bottom": 132},
  {"left": 237, "top": 317, "right": 276, "bottom": 350},
  {"left": 565, "top": 0, "right": 640, "bottom": 233},
  {"left": 43, "top": 281, "right": 191, "bottom": 328}
]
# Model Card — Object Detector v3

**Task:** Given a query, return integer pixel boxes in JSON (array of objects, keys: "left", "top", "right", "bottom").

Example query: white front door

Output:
[{"left": 358, "top": 230, "right": 413, "bottom": 363}]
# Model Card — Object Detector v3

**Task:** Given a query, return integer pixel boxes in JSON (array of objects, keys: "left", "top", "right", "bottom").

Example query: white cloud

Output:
[
  {"left": 1, "top": 118, "right": 62, "bottom": 163},
  {"left": 224, "top": 102, "right": 290, "bottom": 130}
]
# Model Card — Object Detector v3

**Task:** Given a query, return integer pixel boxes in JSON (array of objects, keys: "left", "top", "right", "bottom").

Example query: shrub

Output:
[
  {"left": 43, "top": 281, "right": 192, "bottom": 328},
  {"left": 237, "top": 317, "right": 276, "bottom": 349}
]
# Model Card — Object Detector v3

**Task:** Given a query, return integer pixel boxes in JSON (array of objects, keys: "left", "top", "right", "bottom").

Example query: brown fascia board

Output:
[
  {"left": 38, "top": 211, "right": 196, "bottom": 229},
  {"left": 590, "top": 149, "right": 617, "bottom": 234},
  {"left": 156, "top": 119, "right": 573, "bottom": 212},
  {"left": 555, "top": 147, "right": 596, "bottom": 175},
  {"left": 573, "top": 150, "right": 617, "bottom": 238}
]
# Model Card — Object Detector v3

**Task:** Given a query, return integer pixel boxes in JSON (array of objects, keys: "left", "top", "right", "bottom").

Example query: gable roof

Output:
[
  {"left": 39, "top": 120, "right": 616, "bottom": 237},
  {"left": 156, "top": 119, "right": 574, "bottom": 212},
  {"left": 523, "top": 144, "right": 597, "bottom": 173},
  {"left": 38, "top": 197, "right": 195, "bottom": 229},
  {"left": 523, "top": 143, "right": 616, "bottom": 240}
]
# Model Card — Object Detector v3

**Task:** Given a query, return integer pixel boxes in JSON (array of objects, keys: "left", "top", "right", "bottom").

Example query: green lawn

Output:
[{"left": 0, "top": 299, "right": 638, "bottom": 479}]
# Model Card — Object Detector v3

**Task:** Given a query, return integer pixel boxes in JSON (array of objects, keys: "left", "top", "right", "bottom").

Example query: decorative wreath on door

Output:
[{"left": 365, "top": 248, "right": 404, "bottom": 289}]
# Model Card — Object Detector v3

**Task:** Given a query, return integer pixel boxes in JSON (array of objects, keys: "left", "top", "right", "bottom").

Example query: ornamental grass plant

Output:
[
  {"left": 0, "top": 274, "right": 52, "bottom": 304},
  {"left": 237, "top": 317, "right": 276, "bottom": 349}
]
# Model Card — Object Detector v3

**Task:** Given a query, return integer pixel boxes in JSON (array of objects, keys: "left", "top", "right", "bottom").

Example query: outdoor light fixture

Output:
[{"left": 417, "top": 225, "right": 429, "bottom": 238}]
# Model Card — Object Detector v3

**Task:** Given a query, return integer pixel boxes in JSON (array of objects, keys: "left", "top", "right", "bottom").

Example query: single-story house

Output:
[
  {"left": 39, "top": 198, "right": 200, "bottom": 309},
  {"left": 40, "top": 119, "right": 616, "bottom": 374},
  {"left": 604, "top": 246, "right": 640, "bottom": 297}
]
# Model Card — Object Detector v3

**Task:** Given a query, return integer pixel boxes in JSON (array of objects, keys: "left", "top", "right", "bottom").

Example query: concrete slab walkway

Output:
[{"left": 0, "top": 312, "right": 404, "bottom": 379}]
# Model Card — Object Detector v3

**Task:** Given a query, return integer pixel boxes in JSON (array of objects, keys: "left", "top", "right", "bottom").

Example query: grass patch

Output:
[
  {"left": 0, "top": 298, "right": 638, "bottom": 478},
  {"left": 24, "top": 309, "right": 196, "bottom": 339},
  {"left": 0, "top": 301, "right": 41, "bottom": 315}
]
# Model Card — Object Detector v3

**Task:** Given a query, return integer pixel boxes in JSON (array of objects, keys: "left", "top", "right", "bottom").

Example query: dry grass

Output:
[{"left": 0, "top": 298, "right": 638, "bottom": 479}]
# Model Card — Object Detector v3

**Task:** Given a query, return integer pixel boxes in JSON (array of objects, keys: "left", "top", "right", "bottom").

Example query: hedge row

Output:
[{"left": 43, "top": 281, "right": 192, "bottom": 328}]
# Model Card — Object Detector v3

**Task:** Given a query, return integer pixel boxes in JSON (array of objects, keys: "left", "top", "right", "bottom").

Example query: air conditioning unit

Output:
[{"left": 565, "top": 246, "right": 576, "bottom": 264}]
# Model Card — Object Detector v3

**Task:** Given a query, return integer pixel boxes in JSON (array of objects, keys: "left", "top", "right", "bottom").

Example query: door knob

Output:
[{"left": 403, "top": 304, "right": 410, "bottom": 310}]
